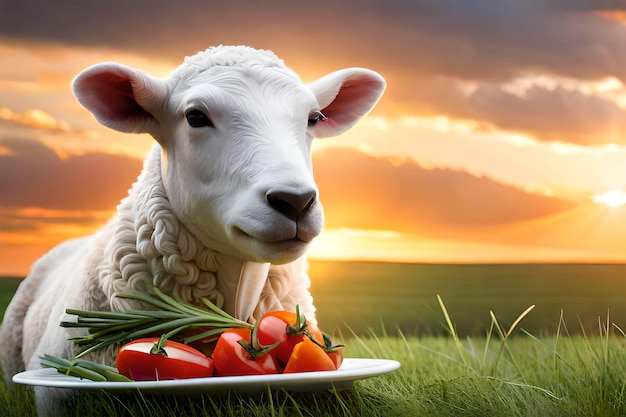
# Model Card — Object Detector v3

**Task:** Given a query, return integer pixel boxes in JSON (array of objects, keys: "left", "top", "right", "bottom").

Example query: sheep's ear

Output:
[
  {"left": 308, "top": 68, "right": 386, "bottom": 138},
  {"left": 72, "top": 63, "right": 167, "bottom": 135}
]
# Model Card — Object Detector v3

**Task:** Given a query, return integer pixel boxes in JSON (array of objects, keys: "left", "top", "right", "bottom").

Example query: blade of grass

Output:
[{"left": 437, "top": 294, "right": 469, "bottom": 369}]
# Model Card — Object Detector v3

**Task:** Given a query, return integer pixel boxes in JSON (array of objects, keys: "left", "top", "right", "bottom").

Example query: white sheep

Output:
[{"left": 0, "top": 45, "right": 385, "bottom": 414}]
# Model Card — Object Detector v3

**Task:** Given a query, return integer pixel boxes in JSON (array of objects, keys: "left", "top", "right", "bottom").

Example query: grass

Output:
[{"left": 2, "top": 298, "right": 626, "bottom": 416}]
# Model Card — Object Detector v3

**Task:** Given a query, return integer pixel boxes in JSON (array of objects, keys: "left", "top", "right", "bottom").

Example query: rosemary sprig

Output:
[{"left": 62, "top": 285, "right": 253, "bottom": 358}]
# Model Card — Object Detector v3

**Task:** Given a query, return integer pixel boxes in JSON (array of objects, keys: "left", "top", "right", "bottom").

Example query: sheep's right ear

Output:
[{"left": 72, "top": 63, "right": 168, "bottom": 135}]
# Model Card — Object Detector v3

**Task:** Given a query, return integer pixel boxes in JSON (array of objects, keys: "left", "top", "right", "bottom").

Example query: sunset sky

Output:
[{"left": 3, "top": 0, "right": 626, "bottom": 276}]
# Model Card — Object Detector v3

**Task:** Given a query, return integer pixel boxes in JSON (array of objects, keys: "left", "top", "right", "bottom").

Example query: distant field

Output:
[
  {"left": 0, "top": 277, "right": 21, "bottom": 322},
  {"left": 308, "top": 261, "right": 626, "bottom": 337},
  {"left": 2, "top": 262, "right": 626, "bottom": 336}
]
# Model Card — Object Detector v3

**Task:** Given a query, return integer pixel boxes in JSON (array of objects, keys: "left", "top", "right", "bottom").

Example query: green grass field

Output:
[
  {"left": 2, "top": 298, "right": 626, "bottom": 417},
  {"left": 3, "top": 262, "right": 626, "bottom": 416}
]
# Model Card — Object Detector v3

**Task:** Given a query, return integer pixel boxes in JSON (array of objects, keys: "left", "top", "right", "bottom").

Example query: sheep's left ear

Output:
[{"left": 308, "top": 68, "right": 386, "bottom": 138}]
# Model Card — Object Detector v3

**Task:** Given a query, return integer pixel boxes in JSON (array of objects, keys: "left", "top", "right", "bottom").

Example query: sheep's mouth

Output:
[
  {"left": 233, "top": 216, "right": 320, "bottom": 244},
  {"left": 234, "top": 227, "right": 314, "bottom": 245},
  {"left": 261, "top": 237, "right": 311, "bottom": 252},
  {"left": 233, "top": 226, "right": 314, "bottom": 261}
]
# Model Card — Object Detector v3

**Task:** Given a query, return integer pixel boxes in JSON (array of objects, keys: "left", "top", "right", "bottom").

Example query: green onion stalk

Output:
[
  {"left": 61, "top": 285, "right": 253, "bottom": 358},
  {"left": 40, "top": 354, "right": 132, "bottom": 382}
]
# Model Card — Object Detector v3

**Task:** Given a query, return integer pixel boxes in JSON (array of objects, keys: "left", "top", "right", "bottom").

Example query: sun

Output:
[{"left": 593, "top": 189, "right": 626, "bottom": 207}]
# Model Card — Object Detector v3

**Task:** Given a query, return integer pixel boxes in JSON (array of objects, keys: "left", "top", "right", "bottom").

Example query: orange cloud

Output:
[
  {"left": 0, "top": 206, "right": 112, "bottom": 241},
  {"left": 384, "top": 75, "right": 626, "bottom": 146},
  {"left": 0, "top": 138, "right": 141, "bottom": 275},
  {"left": 0, "top": 107, "right": 71, "bottom": 132},
  {"left": 0, "top": 138, "right": 142, "bottom": 210},
  {"left": 0, "top": 206, "right": 113, "bottom": 277},
  {"left": 313, "top": 147, "right": 578, "bottom": 239}
]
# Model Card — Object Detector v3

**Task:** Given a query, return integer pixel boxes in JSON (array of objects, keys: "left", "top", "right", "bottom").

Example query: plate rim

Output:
[{"left": 12, "top": 357, "right": 400, "bottom": 392}]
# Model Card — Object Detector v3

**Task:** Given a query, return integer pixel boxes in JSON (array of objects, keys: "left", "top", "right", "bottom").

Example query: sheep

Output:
[{"left": 0, "top": 45, "right": 385, "bottom": 414}]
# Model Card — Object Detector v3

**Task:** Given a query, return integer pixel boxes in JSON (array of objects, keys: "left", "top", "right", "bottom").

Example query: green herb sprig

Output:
[
  {"left": 39, "top": 354, "right": 132, "bottom": 382},
  {"left": 61, "top": 286, "right": 253, "bottom": 358}
]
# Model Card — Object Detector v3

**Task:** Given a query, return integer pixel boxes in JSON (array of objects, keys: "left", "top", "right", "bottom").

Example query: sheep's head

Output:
[{"left": 72, "top": 46, "right": 385, "bottom": 265}]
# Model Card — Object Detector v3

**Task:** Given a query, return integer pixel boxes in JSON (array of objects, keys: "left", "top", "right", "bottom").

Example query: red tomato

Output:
[
  {"left": 257, "top": 311, "right": 324, "bottom": 366},
  {"left": 212, "top": 328, "right": 280, "bottom": 377},
  {"left": 283, "top": 338, "right": 337, "bottom": 373},
  {"left": 115, "top": 338, "right": 214, "bottom": 381}
]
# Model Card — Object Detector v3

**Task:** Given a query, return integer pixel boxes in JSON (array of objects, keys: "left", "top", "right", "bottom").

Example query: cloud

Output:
[
  {"left": 0, "top": 138, "right": 142, "bottom": 210},
  {"left": 469, "top": 84, "right": 626, "bottom": 144},
  {"left": 313, "top": 147, "right": 578, "bottom": 237},
  {"left": 0, "top": 3, "right": 622, "bottom": 209},
  {"left": 3, "top": 1, "right": 626, "bottom": 146},
  {"left": 0, "top": 207, "right": 110, "bottom": 232},
  {"left": 0, "top": 107, "right": 71, "bottom": 132},
  {"left": 403, "top": 77, "right": 626, "bottom": 145},
  {"left": 2, "top": 0, "right": 626, "bottom": 82}
]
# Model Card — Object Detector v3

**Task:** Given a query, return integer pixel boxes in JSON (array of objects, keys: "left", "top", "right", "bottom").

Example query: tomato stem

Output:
[
  {"left": 303, "top": 329, "right": 345, "bottom": 353},
  {"left": 285, "top": 305, "right": 308, "bottom": 337},
  {"left": 237, "top": 339, "right": 279, "bottom": 358},
  {"left": 150, "top": 335, "right": 169, "bottom": 356},
  {"left": 236, "top": 320, "right": 280, "bottom": 358}
]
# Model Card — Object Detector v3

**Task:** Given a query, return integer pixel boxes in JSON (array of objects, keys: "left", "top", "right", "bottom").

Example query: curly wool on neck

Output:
[{"left": 97, "top": 148, "right": 225, "bottom": 311}]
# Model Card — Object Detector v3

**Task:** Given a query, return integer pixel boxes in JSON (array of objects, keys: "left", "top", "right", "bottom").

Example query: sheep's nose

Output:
[{"left": 267, "top": 189, "right": 317, "bottom": 221}]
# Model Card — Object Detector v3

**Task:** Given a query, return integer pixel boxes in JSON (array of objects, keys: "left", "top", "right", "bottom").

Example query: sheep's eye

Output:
[
  {"left": 308, "top": 111, "right": 326, "bottom": 127},
  {"left": 185, "top": 110, "right": 213, "bottom": 128}
]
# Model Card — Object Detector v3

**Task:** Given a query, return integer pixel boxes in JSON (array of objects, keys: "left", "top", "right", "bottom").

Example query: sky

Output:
[{"left": 3, "top": 0, "right": 626, "bottom": 276}]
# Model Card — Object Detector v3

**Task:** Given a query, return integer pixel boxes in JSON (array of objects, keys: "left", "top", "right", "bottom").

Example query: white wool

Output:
[
  {"left": 170, "top": 45, "right": 301, "bottom": 94},
  {"left": 98, "top": 147, "right": 226, "bottom": 311},
  {"left": 256, "top": 259, "right": 316, "bottom": 322},
  {"left": 183, "top": 45, "right": 283, "bottom": 70}
]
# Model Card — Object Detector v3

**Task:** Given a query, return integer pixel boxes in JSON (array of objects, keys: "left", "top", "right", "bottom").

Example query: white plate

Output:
[{"left": 13, "top": 358, "right": 400, "bottom": 393}]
